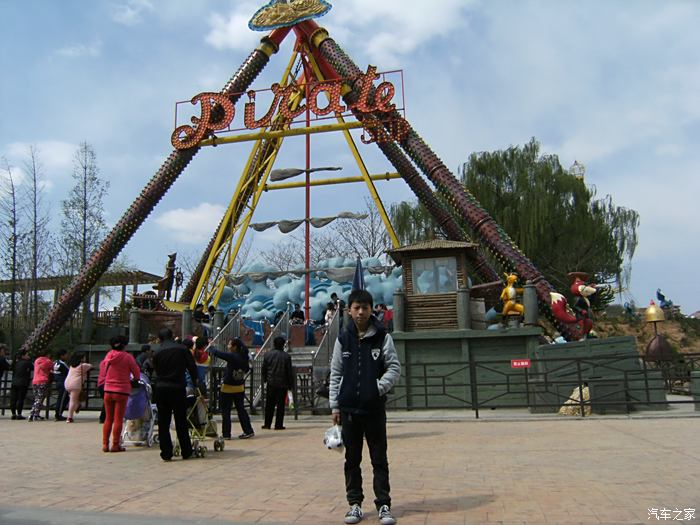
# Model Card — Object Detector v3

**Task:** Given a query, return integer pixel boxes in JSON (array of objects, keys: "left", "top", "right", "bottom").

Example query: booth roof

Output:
[{"left": 388, "top": 240, "right": 479, "bottom": 265}]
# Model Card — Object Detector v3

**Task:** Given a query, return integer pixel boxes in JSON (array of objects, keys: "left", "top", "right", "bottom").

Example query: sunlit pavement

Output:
[{"left": 1, "top": 407, "right": 698, "bottom": 524}]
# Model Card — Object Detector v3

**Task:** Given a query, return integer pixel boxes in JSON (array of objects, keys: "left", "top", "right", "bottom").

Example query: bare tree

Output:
[
  {"left": 331, "top": 196, "right": 391, "bottom": 258},
  {"left": 258, "top": 198, "right": 391, "bottom": 271},
  {"left": 58, "top": 142, "right": 109, "bottom": 327},
  {"left": 22, "top": 146, "right": 52, "bottom": 326},
  {"left": 260, "top": 238, "right": 303, "bottom": 271},
  {"left": 0, "top": 157, "right": 23, "bottom": 357},
  {"left": 178, "top": 238, "right": 254, "bottom": 300}
]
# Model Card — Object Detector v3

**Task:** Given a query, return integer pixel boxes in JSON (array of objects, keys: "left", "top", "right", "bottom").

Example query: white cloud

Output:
[
  {"left": 55, "top": 41, "right": 102, "bottom": 58},
  {"left": 2, "top": 141, "right": 76, "bottom": 189},
  {"left": 204, "top": 0, "right": 472, "bottom": 64},
  {"left": 326, "top": 0, "right": 473, "bottom": 68},
  {"left": 155, "top": 202, "right": 226, "bottom": 244},
  {"left": 205, "top": 3, "right": 260, "bottom": 51},
  {"left": 110, "top": 0, "right": 155, "bottom": 26}
]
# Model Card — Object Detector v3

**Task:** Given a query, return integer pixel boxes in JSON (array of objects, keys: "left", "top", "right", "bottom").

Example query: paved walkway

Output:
[{"left": 0, "top": 408, "right": 698, "bottom": 525}]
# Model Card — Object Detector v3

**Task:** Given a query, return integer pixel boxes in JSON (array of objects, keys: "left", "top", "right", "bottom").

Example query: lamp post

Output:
[
  {"left": 268, "top": 166, "right": 342, "bottom": 322},
  {"left": 644, "top": 300, "right": 673, "bottom": 385}
]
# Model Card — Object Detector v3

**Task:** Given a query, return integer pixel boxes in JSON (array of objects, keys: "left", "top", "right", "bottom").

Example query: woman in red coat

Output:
[
  {"left": 28, "top": 350, "right": 53, "bottom": 421},
  {"left": 101, "top": 335, "right": 140, "bottom": 452}
]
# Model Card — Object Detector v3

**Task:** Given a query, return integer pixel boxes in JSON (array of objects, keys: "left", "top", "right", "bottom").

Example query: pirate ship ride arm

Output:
[
  {"left": 297, "top": 20, "right": 582, "bottom": 340},
  {"left": 19, "top": 30, "right": 290, "bottom": 355}
]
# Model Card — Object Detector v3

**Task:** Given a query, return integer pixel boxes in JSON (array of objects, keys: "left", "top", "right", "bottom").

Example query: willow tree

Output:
[
  {"left": 389, "top": 200, "right": 441, "bottom": 246},
  {"left": 459, "top": 138, "right": 639, "bottom": 300}
]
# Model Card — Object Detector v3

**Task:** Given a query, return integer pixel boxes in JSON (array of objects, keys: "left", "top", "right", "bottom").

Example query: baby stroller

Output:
[
  {"left": 173, "top": 387, "right": 225, "bottom": 457},
  {"left": 121, "top": 376, "right": 158, "bottom": 448}
]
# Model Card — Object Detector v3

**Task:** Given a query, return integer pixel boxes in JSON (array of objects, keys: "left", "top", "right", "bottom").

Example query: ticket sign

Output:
[{"left": 511, "top": 359, "right": 531, "bottom": 369}]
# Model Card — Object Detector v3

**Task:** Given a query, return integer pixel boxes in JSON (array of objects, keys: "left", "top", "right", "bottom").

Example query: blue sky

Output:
[{"left": 1, "top": 0, "right": 699, "bottom": 314}]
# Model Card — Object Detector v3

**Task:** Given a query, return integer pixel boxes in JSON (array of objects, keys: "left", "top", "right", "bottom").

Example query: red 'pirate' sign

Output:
[{"left": 171, "top": 66, "right": 408, "bottom": 149}]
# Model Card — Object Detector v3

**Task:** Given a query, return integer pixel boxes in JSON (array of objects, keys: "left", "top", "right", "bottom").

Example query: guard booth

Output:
[{"left": 388, "top": 240, "right": 479, "bottom": 331}]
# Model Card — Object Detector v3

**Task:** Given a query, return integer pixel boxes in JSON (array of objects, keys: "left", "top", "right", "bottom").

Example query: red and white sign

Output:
[{"left": 511, "top": 359, "right": 531, "bottom": 369}]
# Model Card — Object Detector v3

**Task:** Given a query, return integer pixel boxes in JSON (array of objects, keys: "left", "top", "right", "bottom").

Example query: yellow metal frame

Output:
[
  {"left": 200, "top": 120, "right": 364, "bottom": 146},
  {"left": 189, "top": 44, "right": 403, "bottom": 309},
  {"left": 190, "top": 51, "right": 302, "bottom": 309}
]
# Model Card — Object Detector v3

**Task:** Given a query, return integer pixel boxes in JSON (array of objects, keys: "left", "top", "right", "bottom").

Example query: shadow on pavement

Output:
[
  {"left": 390, "top": 430, "right": 445, "bottom": 440},
  {"left": 395, "top": 494, "right": 495, "bottom": 516}
]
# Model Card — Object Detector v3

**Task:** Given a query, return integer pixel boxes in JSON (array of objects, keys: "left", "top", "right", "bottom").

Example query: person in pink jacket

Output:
[
  {"left": 101, "top": 335, "right": 140, "bottom": 452},
  {"left": 64, "top": 352, "right": 93, "bottom": 423},
  {"left": 28, "top": 351, "right": 53, "bottom": 421}
]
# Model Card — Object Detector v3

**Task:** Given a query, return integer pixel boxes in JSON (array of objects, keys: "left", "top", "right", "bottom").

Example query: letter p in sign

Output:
[{"left": 511, "top": 359, "right": 531, "bottom": 369}]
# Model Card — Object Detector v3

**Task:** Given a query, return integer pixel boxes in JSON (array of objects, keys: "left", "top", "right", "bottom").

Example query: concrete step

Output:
[{"left": 289, "top": 345, "right": 318, "bottom": 353}]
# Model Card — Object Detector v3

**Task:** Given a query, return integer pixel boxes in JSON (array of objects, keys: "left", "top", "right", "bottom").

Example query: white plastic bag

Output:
[{"left": 323, "top": 424, "right": 344, "bottom": 452}]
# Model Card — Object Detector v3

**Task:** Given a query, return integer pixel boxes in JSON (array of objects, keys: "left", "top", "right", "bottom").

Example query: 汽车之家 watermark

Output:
[{"left": 648, "top": 508, "right": 696, "bottom": 521}]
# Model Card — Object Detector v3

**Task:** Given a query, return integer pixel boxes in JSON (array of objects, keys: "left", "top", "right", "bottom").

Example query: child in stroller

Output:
[{"left": 121, "top": 375, "right": 157, "bottom": 447}]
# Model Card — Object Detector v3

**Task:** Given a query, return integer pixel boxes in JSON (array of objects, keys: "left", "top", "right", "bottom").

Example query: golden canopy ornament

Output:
[
  {"left": 644, "top": 300, "right": 665, "bottom": 324},
  {"left": 249, "top": 0, "right": 332, "bottom": 31}
]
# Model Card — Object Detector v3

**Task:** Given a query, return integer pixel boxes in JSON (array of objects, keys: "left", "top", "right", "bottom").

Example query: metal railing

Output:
[
  {"left": 0, "top": 370, "right": 101, "bottom": 417},
  {"left": 3, "top": 351, "right": 697, "bottom": 419},
  {"left": 208, "top": 310, "right": 241, "bottom": 352},
  {"left": 312, "top": 309, "right": 340, "bottom": 369},
  {"left": 385, "top": 352, "right": 700, "bottom": 418}
]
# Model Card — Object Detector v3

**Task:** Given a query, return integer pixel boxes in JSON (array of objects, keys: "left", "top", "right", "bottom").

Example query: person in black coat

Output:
[
  {"left": 0, "top": 344, "right": 9, "bottom": 376},
  {"left": 261, "top": 336, "right": 294, "bottom": 430},
  {"left": 52, "top": 349, "right": 69, "bottom": 421},
  {"left": 10, "top": 350, "right": 32, "bottom": 420},
  {"left": 208, "top": 338, "right": 254, "bottom": 439},
  {"left": 152, "top": 328, "right": 198, "bottom": 461}
]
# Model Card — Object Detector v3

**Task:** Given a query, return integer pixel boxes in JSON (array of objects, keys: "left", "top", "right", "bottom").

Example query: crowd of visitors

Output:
[{"left": 1, "top": 290, "right": 400, "bottom": 524}]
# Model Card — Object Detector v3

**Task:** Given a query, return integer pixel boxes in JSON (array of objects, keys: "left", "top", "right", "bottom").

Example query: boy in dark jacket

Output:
[
  {"left": 261, "top": 336, "right": 294, "bottom": 430},
  {"left": 10, "top": 350, "right": 32, "bottom": 420},
  {"left": 329, "top": 289, "right": 401, "bottom": 525}
]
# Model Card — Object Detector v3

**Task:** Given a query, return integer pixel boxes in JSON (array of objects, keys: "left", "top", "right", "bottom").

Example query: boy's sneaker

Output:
[
  {"left": 238, "top": 432, "right": 254, "bottom": 439},
  {"left": 344, "top": 504, "right": 363, "bottom": 524},
  {"left": 377, "top": 505, "right": 396, "bottom": 525}
]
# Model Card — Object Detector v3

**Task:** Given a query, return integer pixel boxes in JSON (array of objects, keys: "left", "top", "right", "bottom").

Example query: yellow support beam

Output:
[
  {"left": 200, "top": 121, "right": 364, "bottom": 147},
  {"left": 264, "top": 172, "right": 401, "bottom": 191},
  {"left": 192, "top": 46, "right": 408, "bottom": 309},
  {"left": 190, "top": 50, "right": 300, "bottom": 309},
  {"left": 201, "top": 72, "right": 310, "bottom": 307},
  {"left": 303, "top": 48, "right": 401, "bottom": 248}
]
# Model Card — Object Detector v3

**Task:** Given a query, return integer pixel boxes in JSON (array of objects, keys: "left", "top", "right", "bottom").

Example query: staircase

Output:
[{"left": 288, "top": 346, "right": 317, "bottom": 368}]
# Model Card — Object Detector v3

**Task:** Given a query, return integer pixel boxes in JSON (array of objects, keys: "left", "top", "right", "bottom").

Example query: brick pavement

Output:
[{"left": 0, "top": 412, "right": 698, "bottom": 525}]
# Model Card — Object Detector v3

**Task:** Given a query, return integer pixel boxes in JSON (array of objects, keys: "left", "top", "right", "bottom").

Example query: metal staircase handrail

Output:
[
  {"left": 249, "top": 311, "right": 290, "bottom": 410},
  {"left": 208, "top": 310, "right": 241, "bottom": 364},
  {"left": 312, "top": 308, "right": 340, "bottom": 369}
]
